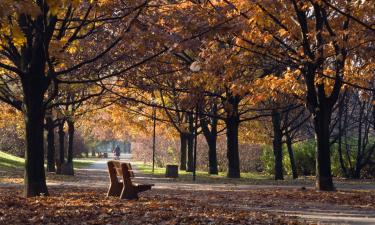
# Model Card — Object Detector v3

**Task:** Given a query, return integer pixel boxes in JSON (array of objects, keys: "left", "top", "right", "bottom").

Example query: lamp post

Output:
[
  {"left": 151, "top": 97, "right": 156, "bottom": 173},
  {"left": 193, "top": 104, "right": 198, "bottom": 181},
  {"left": 190, "top": 61, "right": 201, "bottom": 181}
]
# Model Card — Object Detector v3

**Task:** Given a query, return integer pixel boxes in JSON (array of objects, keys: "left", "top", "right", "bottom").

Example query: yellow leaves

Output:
[
  {"left": 249, "top": 69, "right": 304, "bottom": 104},
  {"left": 0, "top": 23, "right": 26, "bottom": 49},
  {"left": 263, "top": 34, "right": 273, "bottom": 44},
  {"left": 67, "top": 45, "right": 78, "bottom": 54},
  {"left": 11, "top": 25, "right": 26, "bottom": 47},
  {"left": 278, "top": 29, "right": 288, "bottom": 37}
]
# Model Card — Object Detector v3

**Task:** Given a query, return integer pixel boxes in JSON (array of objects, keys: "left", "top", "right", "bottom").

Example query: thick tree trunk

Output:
[
  {"left": 207, "top": 135, "right": 218, "bottom": 175},
  {"left": 226, "top": 116, "right": 240, "bottom": 178},
  {"left": 180, "top": 133, "right": 188, "bottom": 170},
  {"left": 23, "top": 81, "right": 49, "bottom": 197},
  {"left": 272, "top": 110, "right": 284, "bottom": 180},
  {"left": 286, "top": 133, "right": 298, "bottom": 179},
  {"left": 200, "top": 103, "right": 219, "bottom": 175},
  {"left": 314, "top": 106, "right": 335, "bottom": 191},
  {"left": 46, "top": 115, "right": 55, "bottom": 172}
]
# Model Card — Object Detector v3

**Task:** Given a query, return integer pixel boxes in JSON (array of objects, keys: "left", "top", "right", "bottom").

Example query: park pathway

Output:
[{"left": 53, "top": 156, "right": 375, "bottom": 225}]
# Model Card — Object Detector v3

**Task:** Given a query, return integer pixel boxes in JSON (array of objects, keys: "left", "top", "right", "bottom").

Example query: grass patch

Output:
[
  {"left": 133, "top": 162, "right": 375, "bottom": 187},
  {"left": 132, "top": 162, "right": 314, "bottom": 185},
  {"left": 73, "top": 158, "right": 99, "bottom": 169},
  {"left": 0, "top": 151, "right": 24, "bottom": 170},
  {"left": 0, "top": 151, "right": 97, "bottom": 171}
]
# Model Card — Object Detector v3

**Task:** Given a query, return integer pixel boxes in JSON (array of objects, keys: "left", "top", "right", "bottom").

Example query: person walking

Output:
[{"left": 114, "top": 145, "right": 121, "bottom": 160}]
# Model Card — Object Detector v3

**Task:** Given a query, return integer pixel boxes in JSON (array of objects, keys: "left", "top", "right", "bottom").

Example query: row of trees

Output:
[{"left": 0, "top": 0, "right": 374, "bottom": 197}]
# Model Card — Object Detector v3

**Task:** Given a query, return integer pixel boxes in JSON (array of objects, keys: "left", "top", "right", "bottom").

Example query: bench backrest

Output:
[{"left": 107, "top": 161, "right": 135, "bottom": 187}]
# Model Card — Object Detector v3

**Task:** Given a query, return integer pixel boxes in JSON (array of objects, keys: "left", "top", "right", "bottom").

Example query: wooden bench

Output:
[{"left": 107, "top": 161, "right": 153, "bottom": 200}]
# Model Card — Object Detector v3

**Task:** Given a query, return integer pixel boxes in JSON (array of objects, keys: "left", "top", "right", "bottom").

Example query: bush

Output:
[{"left": 261, "top": 140, "right": 316, "bottom": 177}]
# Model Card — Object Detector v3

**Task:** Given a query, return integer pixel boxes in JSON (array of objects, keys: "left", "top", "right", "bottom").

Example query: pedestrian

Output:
[{"left": 114, "top": 145, "right": 121, "bottom": 160}]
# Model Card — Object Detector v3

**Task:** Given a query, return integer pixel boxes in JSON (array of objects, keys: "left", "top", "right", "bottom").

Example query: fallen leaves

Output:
[
  {"left": 1, "top": 186, "right": 374, "bottom": 224},
  {"left": 0, "top": 187, "right": 303, "bottom": 225}
]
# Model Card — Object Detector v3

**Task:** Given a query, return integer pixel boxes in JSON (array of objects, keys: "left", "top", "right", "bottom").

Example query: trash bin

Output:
[{"left": 165, "top": 165, "right": 178, "bottom": 178}]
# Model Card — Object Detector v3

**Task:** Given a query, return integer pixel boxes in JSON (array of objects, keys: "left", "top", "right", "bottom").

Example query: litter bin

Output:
[{"left": 165, "top": 165, "right": 178, "bottom": 178}]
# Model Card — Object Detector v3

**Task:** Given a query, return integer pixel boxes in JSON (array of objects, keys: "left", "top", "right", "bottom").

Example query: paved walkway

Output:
[{"left": 2, "top": 156, "right": 374, "bottom": 224}]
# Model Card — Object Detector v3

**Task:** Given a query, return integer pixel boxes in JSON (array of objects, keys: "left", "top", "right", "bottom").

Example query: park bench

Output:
[{"left": 107, "top": 161, "right": 153, "bottom": 200}]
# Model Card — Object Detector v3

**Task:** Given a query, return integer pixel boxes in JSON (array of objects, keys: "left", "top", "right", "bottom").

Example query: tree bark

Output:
[
  {"left": 272, "top": 110, "right": 284, "bottom": 180},
  {"left": 207, "top": 135, "right": 218, "bottom": 175},
  {"left": 187, "top": 113, "right": 194, "bottom": 172},
  {"left": 286, "top": 133, "right": 298, "bottom": 179},
  {"left": 67, "top": 119, "right": 75, "bottom": 163},
  {"left": 314, "top": 106, "right": 335, "bottom": 191},
  {"left": 226, "top": 115, "right": 240, "bottom": 178},
  {"left": 22, "top": 78, "right": 49, "bottom": 197},
  {"left": 179, "top": 133, "right": 188, "bottom": 170},
  {"left": 200, "top": 103, "right": 219, "bottom": 175},
  {"left": 46, "top": 114, "right": 55, "bottom": 172},
  {"left": 58, "top": 121, "right": 66, "bottom": 164}
]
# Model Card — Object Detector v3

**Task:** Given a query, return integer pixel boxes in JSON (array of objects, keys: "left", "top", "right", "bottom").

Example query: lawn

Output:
[
  {"left": 0, "top": 151, "right": 24, "bottom": 170},
  {"left": 133, "top": 162, "right": 375, "bottom": 188},
  {"left": 132, "top": 161, "right": 315, "bottom": 186},
  {"left": 0, "top": 151, "right": 98, "bottom": 171}
]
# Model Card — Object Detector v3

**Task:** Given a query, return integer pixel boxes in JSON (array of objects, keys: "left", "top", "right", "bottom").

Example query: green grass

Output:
[
  {"left": 0, "top": 151, "right": 24, "bottom": 169},
  {"left": 73, "top": 158, "right": 99, "bottom": 169},
  {"left": 132, "top": 162, "right": 315, "bottom": 185},
  {"left": 133, "top": 162, "right": 375, "bottom": 187},
  {"left": 0, "top": 151, "right": 97, "bottom": 171}
]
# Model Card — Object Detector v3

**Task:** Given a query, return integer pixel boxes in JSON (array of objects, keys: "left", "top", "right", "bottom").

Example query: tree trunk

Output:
[
  {"left": 58, "top": 121, "right": 65, "bottom": 164},
  {"left": 337, "top": 94, "right": 348, "bottom": 178},
  {"left": 46, "top": 114, "right": 55, "bottom": 172},
  {"left": 67, "top": 119, "right": 75, "bottom": 163},
  {"left": 187, "top": 113, "right": 194, "bottom": 172},
  {"left": 179, "top": 133, "right": 188, "bottom": 170},
  {"left": 286, "top": 133, "right": 298, "bottom": 179},
  {"left": 200, "top": 103, "right": 219, "bottom": 175},
  {"left": 272, "top": 110, "right": 284, "bottom": 180},
  {"left": 314, "top": 106, "right": 335, "bottom": 191},
  {"left": 187, "top": 133, "right": 194, "bottom": 172},
  {"left": 22, "top": 80, "right": 49, "bottom": 197},
  {"left": 226, "top": 115, "right": 240, "bottom": 178},
  {"left": 207, "top": 135, "right": 218, "bottom": 175},
  {"left": 61, "top": 119, "right": 75, "bottom": 176}
]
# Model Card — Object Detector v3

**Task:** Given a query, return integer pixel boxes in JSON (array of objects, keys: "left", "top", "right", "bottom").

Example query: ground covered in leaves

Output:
[{"left": 1, "top": 186, "right": 375, "bottom": 225}]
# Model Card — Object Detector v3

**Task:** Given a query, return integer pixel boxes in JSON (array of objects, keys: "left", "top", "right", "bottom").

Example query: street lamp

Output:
[
  {"left": 151, "top": 97, "right": 156, "bottom": 173},
  {"left": 189, "top": 61, "right": 201, "bottom": 181}
]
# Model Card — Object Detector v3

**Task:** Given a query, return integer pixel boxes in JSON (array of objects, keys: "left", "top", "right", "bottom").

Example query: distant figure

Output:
[{"left": 114, "top": 145, "right": 121, "bottom": 160}]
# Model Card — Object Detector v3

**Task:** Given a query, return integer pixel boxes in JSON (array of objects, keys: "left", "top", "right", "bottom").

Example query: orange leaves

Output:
[
  {"left": 250, "top": 69, "right": 304, "bottom": 105},
  {"left": 278, "top": 28, "right": 288, "bottom": 37}
]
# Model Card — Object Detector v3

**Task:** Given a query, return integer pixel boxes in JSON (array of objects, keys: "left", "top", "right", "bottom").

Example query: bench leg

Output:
[
  {"left": 107, "top": 182, "right": 123, "bottom": 197},
  {"left": 120, "top": 187, "right": 138, "bottom": 200}
]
